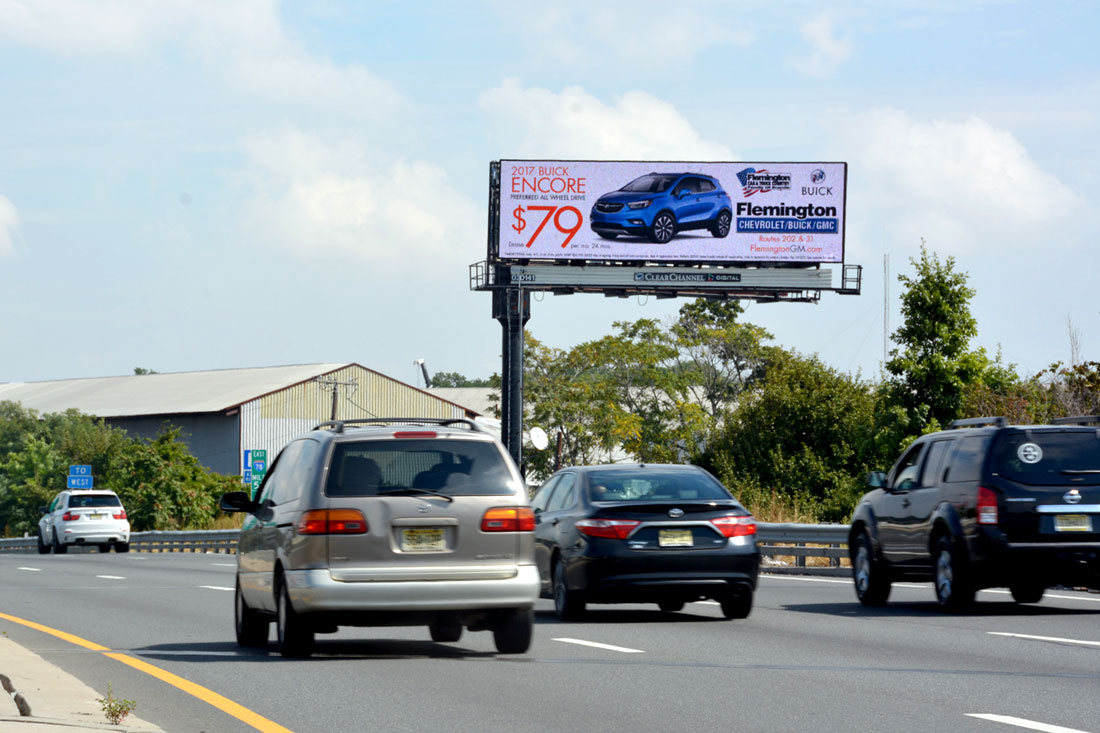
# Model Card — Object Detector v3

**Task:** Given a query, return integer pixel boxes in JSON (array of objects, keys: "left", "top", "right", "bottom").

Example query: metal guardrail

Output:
[{"left": 0, "top": 523, "right": 853, "bottom": 576}]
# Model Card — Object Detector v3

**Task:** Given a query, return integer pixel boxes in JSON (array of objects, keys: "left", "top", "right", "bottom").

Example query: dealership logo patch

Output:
[{"left": 736, "top": 167, "right": 791, "bottom": 197}]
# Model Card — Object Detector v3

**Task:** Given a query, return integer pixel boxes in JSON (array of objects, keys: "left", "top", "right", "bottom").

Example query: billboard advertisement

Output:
[{"left": 495, "top": 160, "right": 846, "bottom": 265}]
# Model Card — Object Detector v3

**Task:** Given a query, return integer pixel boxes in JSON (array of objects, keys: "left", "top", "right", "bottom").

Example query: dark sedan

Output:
[{"left": 531, "top": 463, "right": 759, "bottom": 620}]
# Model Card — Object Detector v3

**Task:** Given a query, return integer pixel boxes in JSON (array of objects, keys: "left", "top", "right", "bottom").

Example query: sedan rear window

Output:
[
  {"left": 67, "top": 494, "right": 122, "bottom": 508},
  {"left": 991, "top": 431, "right": 1100, "bottom": 486},
  {"left": 586, "top": 469, "right": 733, "bottom": 501},
  {"left": 326, "top": 439, "right": 516, "bottom": 496}
]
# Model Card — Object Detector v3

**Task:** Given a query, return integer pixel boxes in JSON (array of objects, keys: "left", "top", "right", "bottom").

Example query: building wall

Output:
[{"left": 105, "top": 413, "right": 242, "bottom": 475}]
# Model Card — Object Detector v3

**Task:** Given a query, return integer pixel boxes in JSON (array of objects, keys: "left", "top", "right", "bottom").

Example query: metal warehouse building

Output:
[{"left": 0, "top": 363, "right": 479, "bottom": 476}]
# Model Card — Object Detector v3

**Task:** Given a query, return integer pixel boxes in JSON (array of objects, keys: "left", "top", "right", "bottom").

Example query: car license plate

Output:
[
  {"left": 1054, "top": 514, "right": 1091, "bottom": 532},
  {"left": 658, "top": 529, "right": 693, "bottom": 547},
  {"left": 401, "top": 528, "right": 446, "bottom": 552},
  {"left": 90, "top": 513, "right": 105, "bottom": 520}
]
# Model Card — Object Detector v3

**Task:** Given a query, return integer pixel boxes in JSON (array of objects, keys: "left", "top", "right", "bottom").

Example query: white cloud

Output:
[
  {"left": 0, "top": 0, "right": 400, "bottom": 114},
  {"left": 479, "top": 79, "right": 734, "bottom": 160},
  {"left": 830, "top": 108, "right": 1082, "bottom": 255},
  {"left": 0, "top": 195, "right": 17, "bottom": 256},
  {"left": 787, "top": 14, "right": 851, "bottom": 78},
  {"left": 240, "top": 130, "right": 480, "bottom": 270}
]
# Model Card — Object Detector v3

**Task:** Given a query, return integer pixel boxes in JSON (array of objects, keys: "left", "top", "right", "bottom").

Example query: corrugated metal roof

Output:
[
  {"left": 427, "top": 387, "right": 498, "bottom": 417},
  {"left": 0, "top": 363, "right": 357, "bottom": 417}
]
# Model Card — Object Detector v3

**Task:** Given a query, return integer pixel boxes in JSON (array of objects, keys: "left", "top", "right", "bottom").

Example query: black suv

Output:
[{"left": 849, "top": 416, "right": 1100, "bottom": 609}]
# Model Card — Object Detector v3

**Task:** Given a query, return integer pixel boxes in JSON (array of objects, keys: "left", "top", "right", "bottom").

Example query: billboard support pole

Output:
[{"left": 493, "top": 281, "right": 530, "bottom": 472}]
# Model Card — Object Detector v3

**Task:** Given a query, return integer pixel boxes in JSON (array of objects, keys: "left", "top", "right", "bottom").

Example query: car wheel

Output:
[
  {"left": 596, "top": 232, "right": 619, "bottom": 240},
  {"left": 553, "top": 559, "right": 585, "bottom": 621},
  {"left": 429, "top": 621, "right": 463, "bottom": 643},
  {"left": 658, "top": 601, "right": 684, "bottom": 613},
  {"left": 710, "top": 210, "right": 732, "bottom": 238},
  {"left": 235, "top": 580, "right": 270, "bottom": 647},
  {"left": 115, "top": 542, "right": 130, "bottom": 553},
  {"left": 1009, "top": 581, "right": 1045, "bottom": 604},
  {"left": 493, "top": 608, "right": 533, "bottom": 654},
  {"left": 37, "top": 531, "right": 51, "bottom": 555},
  {"left": 52, "top": 530, "right": 67, "bottom": 554},
  {"left": 852, "top": 531, "right": 891, "bottom": 606},
  {"left": 276, "top": 576, "right": 314, "bottom": 658},
  {"left": 649, "top": 212, "right": 676, "bottom": 243},
  {"left": 98, "top": 544, "right": 111, "bottom": 553},
  {"left": 934, "top": 535, "right": 974, "bottom": 611},
  {"left": 720, "top": 591, "right": 753, "bottom": 620}
]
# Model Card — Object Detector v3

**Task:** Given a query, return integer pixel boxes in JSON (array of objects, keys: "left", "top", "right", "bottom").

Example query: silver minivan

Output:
[{"left": 219, "top": 418, "right": 538, "bottom": 657}]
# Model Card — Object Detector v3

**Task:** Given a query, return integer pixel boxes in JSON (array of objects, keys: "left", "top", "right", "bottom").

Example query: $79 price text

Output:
[{"left": 511, "top": 205, "right": 583, "bottom": 249}]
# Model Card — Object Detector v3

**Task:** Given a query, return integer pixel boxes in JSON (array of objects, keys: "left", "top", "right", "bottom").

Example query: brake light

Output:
[
  {"left": 61, "top": 511, "right": 80, "bottom": 521},
  {"left": 575, "top": 518, "right": 641, "bottom": 539},
  {"left": 113, "top": 510, "right": 127, "bottom": 520},
  {"left": 977, "top": 486, "right": 998, "bottom": 525},
  {"left": 711, "top": 515, "right": 757, "bottom": 538},
  {"left": 481, "top": 506, "right": 535, "bottom": 532},
  {"left": 296, "top": 509, "right": 368, "bottom": 535},
  {"left": 393, "top": 431, "right": 437, "bottom": 439}
]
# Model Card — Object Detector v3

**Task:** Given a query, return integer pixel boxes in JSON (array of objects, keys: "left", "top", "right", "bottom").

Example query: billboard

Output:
[{"left": 494, "top": 160, "right": 846, "bottom": 265}]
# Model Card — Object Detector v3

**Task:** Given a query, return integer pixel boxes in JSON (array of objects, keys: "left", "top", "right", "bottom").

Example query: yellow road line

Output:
[{"left": 0, "top": 611, "right": 292, "bottom": 733}]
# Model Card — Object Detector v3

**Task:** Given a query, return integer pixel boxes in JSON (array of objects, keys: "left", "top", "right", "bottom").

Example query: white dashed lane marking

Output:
[
  {"left": 553, "top": 638, "right": 644, "bottom": 653},
  {"left": 966, "top": 713, "right": 1092, "bottom": 732},
  {"left": 200, "top": 585, "right": 234, "bottom": 591},
  {"left": 16, "top": 567, "right": 41, "bottom": 572},
  {"left": 988, "top": 632, "right": 1100, "bottom": 649},
  {"left": 96, "top": 575, "right": 126, "bottom": 580}
]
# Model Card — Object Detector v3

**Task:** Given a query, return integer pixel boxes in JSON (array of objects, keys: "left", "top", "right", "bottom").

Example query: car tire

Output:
[
  {"left": 852, "top": 531, "right": 891, "bottom": 606},
  {"left": 493, "top": 608, "right": 533, "bottom": 654},
  {"left": 553, "top": 559, "right": 585, "bottom": 621},
  {"left": 934, "top": 535, "right": 974, "bottom": 611},
  {"left": 115, "top": 542, "right": 130, "bottom": 553},
  {"left": 658, "top": 601, "right": 684, "bottom": 613},
  {"left": 276, "top": 576, "right": 314, "bottom": 658},
  {"left": 720, "top": 591, "right": 753, "bottom": 620},
  {"left": 52, "top": 530, "right": 67, "bottom": 554},
  {"left": 1009, "top": 581, "right": 1045, "bottom": 604},
  {"left": 98, "top": 544, "right": 111, "bottom": 553},
  {"left": 37, "top": 531, "right": 51, "bottom": 555},
  {"left": 710, "top": 210, "right": 732, "bottom": 238},
  {"left": 429, "top": 621, "right": 463, "bottom": 643},
  {"left": 235, "top": 581, "right": 270, "bottom": 647},
  {"left": 649, "top": 212, "right": 676, "bottom": 243}
]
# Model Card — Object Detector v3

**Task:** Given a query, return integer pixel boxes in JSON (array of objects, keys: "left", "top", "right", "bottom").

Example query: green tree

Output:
[
  {"left": 429, "top": 371, "right": 491, "bottom": 388},
  {"left": 885, "top": 243, "right": 987, "bottom": 442}
]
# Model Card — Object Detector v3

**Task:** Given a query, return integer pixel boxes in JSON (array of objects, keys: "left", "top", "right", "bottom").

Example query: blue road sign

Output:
[
  {"left": 67, "top": 476, "right": 94, "bottom": 489},
  {"left": 69, "top": 465, "right": 92, "bottom": 476}
]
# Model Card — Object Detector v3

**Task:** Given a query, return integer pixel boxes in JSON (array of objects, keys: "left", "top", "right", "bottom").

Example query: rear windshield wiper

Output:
[
  {"left": 377, "top": 488, "right": 454, "bottom": 503},
  {"left": 1061, "top": 469, "right": 1100, "bottom": 474}
]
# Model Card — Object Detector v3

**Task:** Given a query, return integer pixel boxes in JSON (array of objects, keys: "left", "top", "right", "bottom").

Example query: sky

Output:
[{"left": 1, "top": 0, "right": 1097, "bottom": 391}]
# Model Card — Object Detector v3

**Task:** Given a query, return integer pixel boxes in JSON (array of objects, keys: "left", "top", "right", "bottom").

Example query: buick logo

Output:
[
  {"left": 668, "top": 508, "right": 684, "bottom": 518},
  {"left": 1063, "top": 490, "right": 1082, "bottom": 505},
  {"left": 417, "top": 503, "right": 432, "bottom": 513}
]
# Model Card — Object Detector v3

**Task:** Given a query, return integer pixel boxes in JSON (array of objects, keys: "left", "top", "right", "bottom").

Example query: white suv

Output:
[{"left": 39, "top": 490, "right": 131, "bottom": 554}]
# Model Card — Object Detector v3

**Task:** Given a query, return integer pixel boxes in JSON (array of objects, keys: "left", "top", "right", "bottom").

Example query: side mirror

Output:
[
  {"left": 676, "top": 188, "right": 691, "bottom": 198},
  {"left": 867, "top": 471, "right": 887, "bottom": 489},
  {"left": 219, "top": 491, "right": 256, "bottom": 513}
]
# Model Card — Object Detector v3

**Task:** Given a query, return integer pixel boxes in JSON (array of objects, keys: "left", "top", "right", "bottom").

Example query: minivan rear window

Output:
[
  {"left": 325, "top": 439, "right": 516, "bottom": 496},
  {"left": 991, "top": 430, "right": 1100, "bottom": 486}
]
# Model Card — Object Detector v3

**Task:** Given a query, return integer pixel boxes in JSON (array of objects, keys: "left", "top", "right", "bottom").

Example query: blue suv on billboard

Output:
[{"left": 589, "top": 172, "right": 733, "bottom": 244}]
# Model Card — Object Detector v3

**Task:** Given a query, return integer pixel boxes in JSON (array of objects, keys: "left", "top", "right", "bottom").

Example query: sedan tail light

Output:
[
  {"left": 710, "top": 515, "right": 757, "bottom": 538},
  {"left": 296, "top": 509, "right": 368, "bottom": 535},
  {"left": 977, "top": 486, "right": 998, "bottom": 525},
  {"left": 481, "top": 507, "right": 535, "bottom": 532},
  {"left": 61, "top": 511, "right": 80, "bottom": 521},
  {"left": 575, "top": 518, "right": 641, "bottom": 540}
]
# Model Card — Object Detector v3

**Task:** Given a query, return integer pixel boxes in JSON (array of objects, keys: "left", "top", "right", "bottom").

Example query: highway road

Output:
[{"left": 2, "top": 552, "right": 1099, "bottom": 733}]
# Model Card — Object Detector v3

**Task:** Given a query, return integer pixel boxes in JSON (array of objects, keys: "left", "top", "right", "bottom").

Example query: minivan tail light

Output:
[
  {"left": 481, "top": 506, "right": 535, "bottom": 532},
  {"left": 61, "top": 511, "right": 80, "bottom": 521},
  {"left": 575, "top": 518, "right": 641, "bottom": 540},
  {"left": 296, "top": 509, "right": 368, "bottom": 535},
  {"left": 711, "top": 515, "right": 757, "bottom": 537},
  {"left": 977, "top": 486, "right": 998, "bottom": 525}
]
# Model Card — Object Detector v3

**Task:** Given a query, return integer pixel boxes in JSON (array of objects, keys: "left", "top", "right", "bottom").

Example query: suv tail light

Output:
[
  {"left": 977, "top": 486, "right": 999, "bottom": 525},
  {"left": 711, "top": 515, "right": 757, "bottom": 538},
  {"left": 575, "top": 518, "right": 641, "bottom": 539},
  {"left": 296, "top": 509, "right": 368, "bottom": 535},
  {"left": 61, "top": 511, "right": 80, "bottom": 521},
  {"left": 481, "top": 507, "right": 535, "bottom": 532},
  {"left": 113, "top": 510, "right": 127, "bottom": 520}
]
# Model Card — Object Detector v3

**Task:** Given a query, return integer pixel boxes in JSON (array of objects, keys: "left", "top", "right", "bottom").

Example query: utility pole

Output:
[{"left": 316, "top": 376, "right": 358, "bottom": 420}]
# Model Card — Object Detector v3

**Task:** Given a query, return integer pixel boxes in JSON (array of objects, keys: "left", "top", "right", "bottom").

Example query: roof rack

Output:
[
  {"left": 949, "top": 417, "right": 1007, "bottom": 429},
  {"left": 312, "top": 418, "right": 483, "bottom": 434},
  {"left": 1050, "top": 415, "right": 1100, "bottom": 426}
]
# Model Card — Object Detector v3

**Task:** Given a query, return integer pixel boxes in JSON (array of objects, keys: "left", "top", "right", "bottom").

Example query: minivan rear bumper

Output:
[{"left": 286, "top": 565, "right": 540, "bottom": 613}]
